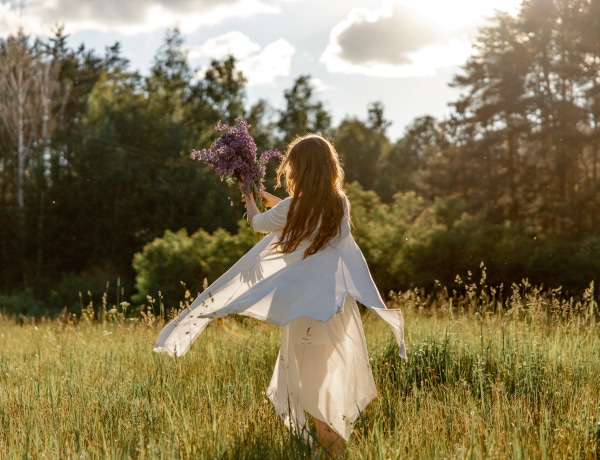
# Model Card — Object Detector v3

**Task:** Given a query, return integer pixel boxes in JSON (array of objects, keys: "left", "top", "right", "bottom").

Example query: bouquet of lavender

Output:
[{"left": 190, "top": 119, "right": 282, "bottom": 212}]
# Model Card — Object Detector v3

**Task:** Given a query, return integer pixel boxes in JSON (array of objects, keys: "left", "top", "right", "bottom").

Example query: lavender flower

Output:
[{"left": 191, "top": 119, "right": 282, "bottom": 212}]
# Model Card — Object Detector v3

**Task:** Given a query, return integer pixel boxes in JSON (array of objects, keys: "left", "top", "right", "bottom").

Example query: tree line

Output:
[{"left": 1, "top": 0, "right": 599, "bottom": 315}]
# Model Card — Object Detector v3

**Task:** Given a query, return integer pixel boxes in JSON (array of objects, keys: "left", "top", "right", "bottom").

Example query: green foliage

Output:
[
  {"left": 347, "top": 182, "right": 600, "bottom": 293},
  {"left": 347, "top": 182, "right": 439, "bottom": 292},
  {"left": 334, "top": 108, "right": 391, "bottom": 191},
  {"left": 0, "top": 288, "right": 47, "bottom": 317},
  {"left": 132, "top": 220, "right": 256, "bottom": 308},
  {"left": 46, "top": 271, "right": 129, "bottom": 314},
  {"left": 527, "top": 236, "right": 600, "bottom": 294},
  {"left": 376, "top": 115, "right": 448, "bottom": 201}
]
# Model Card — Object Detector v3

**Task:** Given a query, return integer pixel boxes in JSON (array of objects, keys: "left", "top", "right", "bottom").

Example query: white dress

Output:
[{"left": 154, "top": 197, "right": 406, "bottom": 441}]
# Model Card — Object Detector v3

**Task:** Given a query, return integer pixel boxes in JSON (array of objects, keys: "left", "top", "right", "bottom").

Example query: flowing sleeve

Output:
[{"left": 252, "top": 197, "right": 291, "bottom": 233}]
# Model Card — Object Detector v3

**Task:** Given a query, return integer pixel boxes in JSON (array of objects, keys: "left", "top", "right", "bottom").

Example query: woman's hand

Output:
[
  {"left": 262, "top": 192, "right": 282, "bottom": 208},
  {"left": 238, "top": 181, "right": 259, "bottom": 225},
  {"left": 238, "top": 182, "right": 255, "bottom": 203}
]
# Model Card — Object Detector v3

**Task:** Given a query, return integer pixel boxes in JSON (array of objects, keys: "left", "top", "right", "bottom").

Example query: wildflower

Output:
[{"left": 190, "top": 119, "right": 282, "bottom": 211}]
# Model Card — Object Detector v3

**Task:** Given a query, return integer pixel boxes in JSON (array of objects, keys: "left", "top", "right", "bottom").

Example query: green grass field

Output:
[{"left": 0, "top": 277, "right": 599, "bottom": 459}]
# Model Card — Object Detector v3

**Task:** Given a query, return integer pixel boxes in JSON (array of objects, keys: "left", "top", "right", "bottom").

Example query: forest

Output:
[{"left": 1, "top": 0, "right": 599, "bottom": 316}]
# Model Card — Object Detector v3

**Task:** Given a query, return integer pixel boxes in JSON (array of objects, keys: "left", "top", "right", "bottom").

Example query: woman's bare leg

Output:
[{"left": 313, "top": 418, "right": 346, "bottom": 457}]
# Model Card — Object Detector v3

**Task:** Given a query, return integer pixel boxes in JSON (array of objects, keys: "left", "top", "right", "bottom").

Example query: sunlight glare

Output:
[
  {"left": 399, "top": 0, "right": 523, "bottom": 75},
  {"left": 408, "top": 0, "right": 522, "bottom": 30}
]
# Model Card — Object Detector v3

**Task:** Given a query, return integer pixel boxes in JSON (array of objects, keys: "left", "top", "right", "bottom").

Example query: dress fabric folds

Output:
[
  {"left": 266, "top": 295, "right": 378, "bottom": 441},
  {"left": 154, "top": 197, "right": 406, "bottom": 440}
]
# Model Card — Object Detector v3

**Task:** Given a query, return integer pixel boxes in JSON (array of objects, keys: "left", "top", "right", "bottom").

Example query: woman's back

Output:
[
  {"left": 251, "top": 195, "right": 351, "bottom": 245},
  {"left": 275, "top": 135, "right": 346, "bottom": 257}
]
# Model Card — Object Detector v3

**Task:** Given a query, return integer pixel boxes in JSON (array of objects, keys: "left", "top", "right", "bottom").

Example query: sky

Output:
[{"left": 1, "top": 0, "right": 522, "bottom": 141}]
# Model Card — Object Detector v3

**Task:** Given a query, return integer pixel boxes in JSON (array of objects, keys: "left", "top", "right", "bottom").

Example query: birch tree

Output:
[{"left": 0, "top": 29, "right": 62, "bottom": 219}]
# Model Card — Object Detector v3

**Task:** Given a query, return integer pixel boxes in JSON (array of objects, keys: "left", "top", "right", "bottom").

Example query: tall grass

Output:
[{"left": 0, "top": 273, "right": 598, "bottom": 459}]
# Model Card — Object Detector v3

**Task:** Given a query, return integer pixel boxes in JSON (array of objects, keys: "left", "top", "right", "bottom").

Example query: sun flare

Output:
[
  {"left": 409, "top": 0, "right": 522, "bottom": 30},
  {"left": 321, "top": 0, "right": 524, "bottom": 77}
]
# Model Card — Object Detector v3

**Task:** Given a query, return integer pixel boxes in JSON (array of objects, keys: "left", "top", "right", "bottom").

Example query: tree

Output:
[
  {"left": 376, "top": 115, "right": 448, "bottom": 201},
  {"left": 443, "top": 0, "right": 600, "bottom": 237},
  {"left": 334, "top": 102, "right": 391, "bottom": 191},
  {"left": 0, "top": 28, "right": 66, "bottom": 289},
  {"left": 449, "top": 11, "right": 532, "bottom": 221},
  {"left": 189, "top": 55, "right": 247, "bottom": 135},
  {"left": 0, "top": 29, "right": 62, "bottom": 217},
  {"left": 36, "top": 34, "right": 118, "bottom": 290},
  {"left": 277, "top": 75, "right": 331, "bottom": 145}
]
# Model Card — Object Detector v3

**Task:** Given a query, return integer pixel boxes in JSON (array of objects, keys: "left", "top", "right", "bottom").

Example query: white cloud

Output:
[
  {"left": 0, "top": 2, "right": 45, "bottom": 37},
  {"left": 192, "top": 32, "right": 295, "bottom": 86},
  {"left": 238, "top": 39, "right": 295, "bottom": 86},
  {"left": 190, "top": 31, "right": 261, "bottom": 60},
  {"left": 321, "top": 0, "right": 522, "bottom": 78},
  {"left": 308, "top": 77, "right": 330, "bottom": 94},
  {"left": 1, "top": 0, "right": 279, "bottom": 37}
]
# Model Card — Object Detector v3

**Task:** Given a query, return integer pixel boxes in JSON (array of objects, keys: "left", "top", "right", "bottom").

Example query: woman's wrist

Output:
[{"left": 245, "top": 197, "right": 260, "bottom": 225}]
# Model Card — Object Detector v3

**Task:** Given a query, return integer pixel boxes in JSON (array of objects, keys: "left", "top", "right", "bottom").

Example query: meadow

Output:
[{"left": 0, "top": 272, "right": 599, "bottom": 459}]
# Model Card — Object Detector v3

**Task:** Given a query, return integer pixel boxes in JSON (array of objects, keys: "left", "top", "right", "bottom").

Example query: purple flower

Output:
[{"left": 191, "top": 119, "right": 282, "bottom": 211}]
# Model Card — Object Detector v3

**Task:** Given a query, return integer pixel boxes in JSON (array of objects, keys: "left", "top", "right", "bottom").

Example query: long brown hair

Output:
[{"left": 276, "top": 134, "right": 346, "bottom": 257}]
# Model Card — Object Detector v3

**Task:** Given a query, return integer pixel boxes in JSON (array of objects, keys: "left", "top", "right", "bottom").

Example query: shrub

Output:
[
  {"left": 0, "top": 288, "right": 47, "bottom": 317},
  {"left": 132, "top": 220, "right": 256, "bottom": 309}
]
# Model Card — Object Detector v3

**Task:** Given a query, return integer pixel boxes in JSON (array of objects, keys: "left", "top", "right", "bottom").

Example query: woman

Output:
[{"left": 155, "top": 134, "right": 406, "bottom": 456}]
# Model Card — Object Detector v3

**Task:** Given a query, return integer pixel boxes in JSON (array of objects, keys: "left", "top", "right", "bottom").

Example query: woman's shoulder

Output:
[
  {"left": 341, "top": 194, "right": 350, "bottom": 215},
  {"left": 267, "top": 196, "right": 293, "bottom": 216},
  {"left": 273, "top": 196, "right": 293, "bottom": 213}
]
